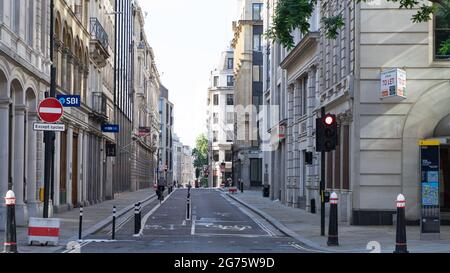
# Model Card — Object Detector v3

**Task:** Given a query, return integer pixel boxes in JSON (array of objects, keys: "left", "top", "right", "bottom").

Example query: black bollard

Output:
[
  {"left": 186, "top": 197, "right": 191, "bottom": 220},
  {"left": 78, "top": 205, "right": 83, "bottom": 241},
  {"left": 112, "top": 206, "right": 116, "bottom": 240},
  {"left": 240, "top": 180, "right": 244, "bottom": 193},
  {"left": 3, "top": 191, "right": 18, "bottom": 253},
  {"left": 310, "top": 199, "right": 316, "bottom": 214},
  {"left": 138, "top": 202, "right": 142, "bottom": 231},
  {"left": 327, "top": 192, "right": 339, "bottom": 246},
  {"left": 394, "top": 194, "right": 408, "bottom": 253},
  {"left": 134, "top": 203, "right": 139, "bottom": 235}
]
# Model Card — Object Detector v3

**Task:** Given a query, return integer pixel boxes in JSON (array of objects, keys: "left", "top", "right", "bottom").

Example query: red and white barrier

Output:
[{"left": 28, "top": 217, "right": 60, "bottom": 246}]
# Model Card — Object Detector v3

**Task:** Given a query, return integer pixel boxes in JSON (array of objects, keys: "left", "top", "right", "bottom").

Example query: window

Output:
[
  {"left": 226, "top": 112, "right": 234, "bottom": 124},
  {"left": 227, "top": 58, "right": 234, "bottom": 69},
  {"left": 227, "top": 76, "right": 234, "bottom": 87},
  {"left": 252, "top": 3, "right": 263, "bottom": 20},
  {"left": 213, "top": 94, "right": 219, "bottom": 105},
  {"left": 226, "top": 130, "right": 234, "bottom": 142},
  {"left": 225, "top": 151, "right": 233, "bottom": 162},
  {"left": 435, "top": 6, "right": 450, "bottom": 60},
  {"left": 0, "top": 0, "right": 3, "bottom": 23},
  {"left": 213, "top": 150, "right": 220, "bottom": 162},
  {"left": 213, "top": 76, "right": 219, "bottom": 87},
  {"left": 13, "top": 0, "right": 20, "bottom": 34},
  {"left": 213, "top": 131, "right": 218, "bottom": 142},
  {"left": 226, "top": 94, "right": 234, "bottom": 106},
  {"left": 302, "top": 78, "right": 308, "bottom": 116},
  {"left": 253, "top": 34, "right": 262, "bottom": 52},
  {"left": 253, "top": 65, "right": 262, "bottom": 82},
  {"left": 213, "top": 113, "right": 219, "bottom": 124}
]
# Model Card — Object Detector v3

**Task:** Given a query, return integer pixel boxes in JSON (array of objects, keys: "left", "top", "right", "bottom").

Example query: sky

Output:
[{"left": 139, "top": 0, "right": 239, "bottom": 148}]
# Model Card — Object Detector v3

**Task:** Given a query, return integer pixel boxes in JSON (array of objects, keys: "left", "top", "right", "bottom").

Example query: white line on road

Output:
[
  {"left": 182, "top": 220, "right": 186, "bottom": 226},
  {"left": 191, "top": 216, "right": 196, "bottom": 235},
  {"left": 288, "top": 242, "right": 329, "bottom": 253},
  {"left": 170, "top": 224, "right": 174, "bottom": 230}
]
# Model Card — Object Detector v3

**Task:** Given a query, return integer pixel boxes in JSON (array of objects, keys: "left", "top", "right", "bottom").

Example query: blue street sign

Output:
[
  {"left": 56, "top": 95, "right": 81, "bottom": 107},
  {"left": 102, "top": 124, "right": 120, "bottom": 133}
]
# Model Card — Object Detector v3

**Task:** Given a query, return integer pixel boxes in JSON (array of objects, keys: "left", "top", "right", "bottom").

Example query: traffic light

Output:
[{"left": 316, "top": 114, "right": 338, "bottom": 152}]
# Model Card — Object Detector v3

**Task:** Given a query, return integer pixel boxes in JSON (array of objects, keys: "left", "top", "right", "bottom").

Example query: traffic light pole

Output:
[{"left": 320, "top": 107, "right": 325, "bottom": 236}]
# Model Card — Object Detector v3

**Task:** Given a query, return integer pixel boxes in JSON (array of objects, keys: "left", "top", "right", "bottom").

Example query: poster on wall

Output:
[{"left": 380, "top": 68, "right": 407, "bottom": 99}]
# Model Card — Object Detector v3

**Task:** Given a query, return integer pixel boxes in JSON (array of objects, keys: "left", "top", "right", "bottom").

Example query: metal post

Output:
[
  {"left": 186, "top": 196, "right": 191, "bottom": 220},
  {"left": 320, "top": 107, "right": 326, "bottom": 236},
  {"left": 3, "top": 191, "right": 17, "bottom": 253},
  {"left": 78, "top": 205, "right": 83, "bottom": 241},
  {"left": 112, "top": 206, "right": 116, "bottom": 240},
  {"left": 134, "top": 203, "right": 139, "bottom": 235},
  {"left": 44, "top": 0, "right": 57, "bottom": 218},
  {"left": 138, "top": 202, "right": 141, "bottom": 231},
  {"left": 394, "top": 194, "right": 408, "bottom": 253},
  {"left": 327, "top": 192, "right": 339, "bottom": 246}
]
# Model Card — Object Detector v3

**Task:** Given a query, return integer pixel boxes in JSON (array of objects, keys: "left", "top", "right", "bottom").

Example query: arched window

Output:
[{"left": 0, "top": 0, "right": 4, "bottom": 23}]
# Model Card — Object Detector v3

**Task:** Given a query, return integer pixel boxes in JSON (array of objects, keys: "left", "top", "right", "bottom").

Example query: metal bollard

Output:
[
  {"left": 134, "top": 203, "right": 140, "bottom": 235},
  {"left": 78, "top": 205, "right": 83, "bottom": 241},
  {"left": 186, "top": 197, "right": 191, "bottom": 220},
  {"left": 138, "top": 202, "right": 142, "bottom": 231},
  {"left": 327, "top": 192, "right": 339, "bottom": 246},
  {"left": 240, "top": 180, "right": 244, "bottom": 193},
  {"left": 394, "top": 194, "right": 408, "bottom": 253},
  {"left": 3, "top": 191, "right": 18, "bottom": 253},
  {"left": 112, "top": 206, "right": 116, "bottom": 240}
]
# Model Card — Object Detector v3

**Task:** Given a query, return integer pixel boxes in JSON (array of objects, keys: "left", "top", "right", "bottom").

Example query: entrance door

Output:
[
  {"left": 250, "top": 158, "right": 262, "bottom": 187},
  {"left": 72, "top": 133, "right": 78, "bottom": 207},
  {"left": 440, "top": 145, "right": 450, "bottom": 211}
]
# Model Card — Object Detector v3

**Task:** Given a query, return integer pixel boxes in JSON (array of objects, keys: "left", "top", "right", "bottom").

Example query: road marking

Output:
[
  {"left": 191, "top": 216, "right": 196, "bottom": 235},
  {"left": 170, "top": 224, "right": 174, "bottom": 230},
  {"left": 288, "top": 242, "right": 329, "bottom": 253},
  {"left": 136, "top": 189, "right": 175, "bottom": 236},
  {"left": 182, "top": 220, "right": 186, "bottom": 226}
]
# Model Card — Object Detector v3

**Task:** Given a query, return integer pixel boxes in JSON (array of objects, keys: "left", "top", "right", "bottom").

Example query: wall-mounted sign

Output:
[
  {"left": 56, "top": 95, "right": 81, "bottom": 107},
  {"left": 278, "top": 124, "right": 286, "bottom": 141},
  {"left": 102, "top": 124, "right": 120, "bottom": 133},
  {"left": 138, "top": 127, "right": 151, "bottom": 137},
  {"left": 380, "top": 68, "right": 407, "bottom": 99},
  {"left": 419, "top": 139, "right": 440, "bottom": 238}
]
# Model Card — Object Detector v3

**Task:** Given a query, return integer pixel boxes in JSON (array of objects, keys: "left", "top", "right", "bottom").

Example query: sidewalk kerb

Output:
[{"left": 227, "top": 192, "right": 335, "bottom": 253}]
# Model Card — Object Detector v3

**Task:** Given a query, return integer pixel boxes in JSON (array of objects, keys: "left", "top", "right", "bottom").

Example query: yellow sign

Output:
[{"left": 419, "top": 140, "right": 441, "bottom": 146}]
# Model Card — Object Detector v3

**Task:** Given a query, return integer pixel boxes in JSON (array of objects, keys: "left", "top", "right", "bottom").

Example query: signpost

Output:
[
  {"left": 33, "top": 123, "right": 66, "bottom": 132},
  {"left": 420, "top": 139, "right": 441, "bottom": 240}
]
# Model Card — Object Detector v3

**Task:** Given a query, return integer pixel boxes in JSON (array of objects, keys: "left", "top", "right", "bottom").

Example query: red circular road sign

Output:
[{"left": 37, "top": 98, "right": 64, "bottom": 123}]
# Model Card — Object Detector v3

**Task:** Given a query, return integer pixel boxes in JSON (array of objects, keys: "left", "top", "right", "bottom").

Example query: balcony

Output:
[
  {"left": 89, "top": 18, "right": 110, "bottom": 67},
  {"left": 90, "top": 92, "right": 108, "bottom": 122}
]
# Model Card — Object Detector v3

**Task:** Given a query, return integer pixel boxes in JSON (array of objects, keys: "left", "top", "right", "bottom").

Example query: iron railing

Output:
[{"left": 90, "top": 18, "right": 109, "bottom": 51}]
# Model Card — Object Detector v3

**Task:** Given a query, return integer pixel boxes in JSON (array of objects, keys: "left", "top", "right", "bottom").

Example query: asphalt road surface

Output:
[{"left": 68, "top": 189, "right": 318, "bottom": 253}]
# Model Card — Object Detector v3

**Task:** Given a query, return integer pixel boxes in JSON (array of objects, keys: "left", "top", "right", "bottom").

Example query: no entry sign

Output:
[{"left": 38, "top": 98, "right": 64, "bottom": 123}]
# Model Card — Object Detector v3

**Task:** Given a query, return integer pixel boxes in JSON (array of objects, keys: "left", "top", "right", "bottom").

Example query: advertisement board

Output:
[{"left": 380, "top": 68, "right": 407, "bottom": 99}]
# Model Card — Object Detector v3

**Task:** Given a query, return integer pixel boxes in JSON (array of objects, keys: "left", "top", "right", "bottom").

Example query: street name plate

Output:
[{"left": 34, "top": 123, "right": 66, "bottom": 132}]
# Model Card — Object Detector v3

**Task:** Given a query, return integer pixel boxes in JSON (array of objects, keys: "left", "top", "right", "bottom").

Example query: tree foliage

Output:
[
  {"left": 266, "top": 0, "right": 450, "bottom": 55},
  {"left": 192, "top": 134, "right": 209, "bottom": 169}
]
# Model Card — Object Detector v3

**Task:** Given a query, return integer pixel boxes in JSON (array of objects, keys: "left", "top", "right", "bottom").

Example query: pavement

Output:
[
  {"left": 0, "top": 188, "right": 157, "bottom": 253},
  {"left": 225, "top": 189, "right": 450, "bottom": 253}
]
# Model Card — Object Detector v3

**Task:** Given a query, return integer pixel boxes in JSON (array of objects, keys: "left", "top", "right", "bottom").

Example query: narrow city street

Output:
[{"left": 72, "top": 189, "right": 315, "bottom": 253}]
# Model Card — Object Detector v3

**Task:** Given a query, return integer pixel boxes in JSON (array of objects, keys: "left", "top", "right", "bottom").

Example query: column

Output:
[
  {"left": 82, "top": 67, "right": 88, "bottom": 103},
  {"left": 66, "top": 127, "right": 73, "bottom": 207},
  {"left": 53, "top": 131, "right": 61, "bottom": 208},
  {"left": 77, "top": 131, "right": 83, "bottom": 205},
  {"left": 13, "top": 105, "right": 28, "bottom": 226},
  {"left": 0, "top": 100, "right": 11, "bottom": 230},
  {"left": 66, "top": 53, "right": 73, "bottom": 94},
  {"left": 26, "top": 113, "right": 39, "bottom": 217},
  {"left": 61, "top": 48, "right": 67, "bottom": 90},
  {"left": 83, "top": 132, "right": 88, "bottom": 206}
]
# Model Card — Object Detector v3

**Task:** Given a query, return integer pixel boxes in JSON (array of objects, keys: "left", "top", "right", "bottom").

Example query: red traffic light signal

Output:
[
  {"left": 316, "top": 114, "right": 338, "bottom": 152},
  {"left": 324, "top": 115, "right": 335, "bottom": 126}
]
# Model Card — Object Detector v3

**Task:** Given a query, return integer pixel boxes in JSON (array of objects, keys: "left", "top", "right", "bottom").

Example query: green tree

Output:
[
  {"left": 266, "top": 0, "right": 450, "bottom": 55},
  {"left": 192, "top": 134, "right": 209, "bottom": 169}
]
